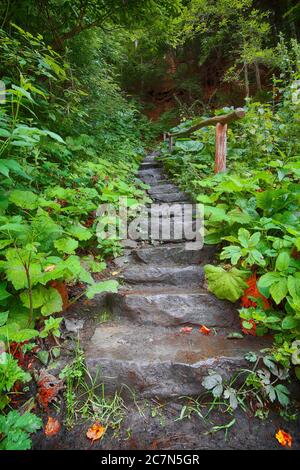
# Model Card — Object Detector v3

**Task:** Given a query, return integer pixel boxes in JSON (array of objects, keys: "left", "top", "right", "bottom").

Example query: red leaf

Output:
[
  {"left": 180, "top": 326, "right": 193, "bottom": 333},
  {"left": 37, "top": 370, "right": 64, "bottom": 409},
  {"left": 86, "top": 423, "right": 106, "bottom": 441},
  {"left": 241, "top": 273, "right": 270, "bottom": 310},
  {"left": 44, "top": 417, "right": 61, "bottom": 437},
  {"left": 199, "top": 325, "right": 211, "bottom": 335}
]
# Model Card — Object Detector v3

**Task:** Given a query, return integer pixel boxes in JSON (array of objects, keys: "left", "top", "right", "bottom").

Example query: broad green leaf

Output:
[
  {"left": 5, "top": 251, "right": 42, "bottom": 290},
  {"left": 86, "top": 280, "right": 118, "bottom": 299},
  {"left": 281, "top": 316, "right": 299, "bottom": 330},
  {"left": 67, "top": 224, "right": 92, "bottom": 241},
  {"left": 41, "top": 288, "right": 62, "bottom": 316},
  {"left": 204, "top": 265, "right": 248, "bottom": 302},
  {"left": 0, "top": 323, "right": 38, "bottom": 342},
  {"left": 257, "top": 272, "right": 282, "bottom": 297},
  {"left": 238, "top": 228, "right": 251, "bottom": 248},
  {"left": 287, "top": 276, "right": 300, "bottom": 301},
  {"left": 54, "top": 237, "right": 78, "bottom": 254},
  {"left": 20, "top": 286, "right": 62, "bottom": 316},
  {"left": 9, "top": 190, "right": 39, "bottom": 210},
  {"left": 275, "top": 252, "right": 290, "bottom": 272},
  {"left": 0, "top": 283, "right": 11, "bottom": 302},
  {"left": 0, "top": 312, "right": 8, "bottom": 327},
  {"left": 274, "top": 384, "right": 290, "bottom": 406},
  {"left": 175, "top": 140, "right": 204, "bottom": 152},
  {"left": 270, "top": 278, "right": 288, "bottom": 304}
]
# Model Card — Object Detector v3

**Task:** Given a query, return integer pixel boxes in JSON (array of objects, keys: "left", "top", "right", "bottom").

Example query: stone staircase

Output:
[{"left": 84, "top": 153, "right": 269, "bottom": 398}]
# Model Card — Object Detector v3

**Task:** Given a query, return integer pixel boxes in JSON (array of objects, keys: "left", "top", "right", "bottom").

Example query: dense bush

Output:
[{"left": 160, "top": 40, "right": 300, "bottom": 378}]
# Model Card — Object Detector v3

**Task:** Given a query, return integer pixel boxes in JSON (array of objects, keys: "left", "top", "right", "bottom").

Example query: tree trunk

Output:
[
  {"left": 244, "top": 61, "right": 250, "bottom": 98},
  {"left": 254, "top": 61, "right": 262, "bottom": 92}
]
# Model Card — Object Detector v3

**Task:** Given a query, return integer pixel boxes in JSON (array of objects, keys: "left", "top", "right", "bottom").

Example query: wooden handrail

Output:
[{"left": 165, "top": 108, "right": 245, "bottom": 173}]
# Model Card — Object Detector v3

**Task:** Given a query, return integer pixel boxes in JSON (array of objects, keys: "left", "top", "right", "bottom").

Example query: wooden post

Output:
[
  {"left": 169, "top": 135, "right": 174, "bottom": 152},
  {"left": 167, "top": 108, "right": 245, "bottom": 174},
  {"left": 214, "top": 123, "right": 227, "bottom": 173}
]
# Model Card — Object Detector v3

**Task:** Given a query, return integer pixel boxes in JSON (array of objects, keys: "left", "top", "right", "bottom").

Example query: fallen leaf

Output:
[
  {"left": 37, "top": 370, "right": 64, "bottom": 409},
  {"left": 180, "top": 326, "right": 193, "bottom": 333},
  {"left": 44, "top": 417, "right": 61, "bottom": 437},
  {"left": 45, "top": 264, "right": 56, "bottom": 272},
  {"left": 86, "top": 422, "right": 106, "bottom": 441},
  {"left": 275, "top": 429, "right": 292, "bottom": 448},
  {"left": 199, "top": 325, "right": 211, "bottom": 335},
  {"left": 111, "top": 271, "right": 119, "bottom": 276}
]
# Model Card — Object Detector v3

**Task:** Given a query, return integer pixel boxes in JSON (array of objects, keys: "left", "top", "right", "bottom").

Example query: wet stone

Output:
[
  {"left": 122, "top": 265, "right": 204, "bottom": 286},
  {"left": 108, "top": 289, "right": 239, "bottom": 327}
]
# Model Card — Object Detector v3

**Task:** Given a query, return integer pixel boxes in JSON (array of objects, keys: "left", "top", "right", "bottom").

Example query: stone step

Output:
[
  {"left": 133, "top": 243, "right": 216, "bottom": 265},
  {"left": 84, "top": 321, "right": 270, "bottom": 398},
  {"left": 138, "top": 168, "right": 165, "bottom": 178},
  {"left": 150, "top": 192, "right": 190, "bottom": 203},
  {"left": 121, "top": 265, "right": 204, "bottom": 286},
  {"left": 143, "top": 153, "right": 159, "bottom": 163},
  {"left": 140, "top": 161, "right": 161, "bottom": 169},
  {"left": 146, "top": 203, "right": 199, "bottom": 218},
  {"left": 148, "top": 183, "right": 179, "bottom": 194},
  {"left": 108, "top": 288, "right": 239, "bottom": 328},
  {"left": 127, "top": 216, "right": 201, "bottom": 243}
]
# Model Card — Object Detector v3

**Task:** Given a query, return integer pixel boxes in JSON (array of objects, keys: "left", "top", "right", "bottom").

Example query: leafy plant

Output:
[{"left": 0, "top": 410, "right": 42, "bottom": 450}]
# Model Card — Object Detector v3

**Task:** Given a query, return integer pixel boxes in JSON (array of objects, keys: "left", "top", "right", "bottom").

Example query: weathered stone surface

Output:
[
  {"left": 150, "top": 192, "right": 190, "bottom": 203},
  {"left": 127, "top": 216, "right": 201, "bottom": 243},
  {"left": 121, "top": 239, "right": 138, "bottom": 249},
  {"left": 64, "top": 318, "right": 84, "bottom": 333},
  {"left": 138, "top": 168, "right": 166, "bottom": 179},
  {"left": 146, "top": 203, "right": 199, "bottom": 218},
  {"left": 122, "top": 265, "right": 204, "bottom": 286},
  {"left": 108, "top": 288, "right": 238, "bottom": 327},
  {"left": 133, "top": 243, "right": 217, "bottom": 265},
  {"left": 139, "top": 161, "right": 160, "bottom": 169},
  {"left": 85, "top": 321, "right": 269, "bottom": 397},
  {"left": 148, "top": 183, "right": 179, "bottom": 194},
  {"left": 113, "top": 254, "right": 133, "bottom": 268}
]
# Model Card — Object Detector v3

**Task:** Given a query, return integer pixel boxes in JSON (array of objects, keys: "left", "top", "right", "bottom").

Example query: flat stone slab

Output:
[
  {"left": 146, "top": 203, "right": 199, "bottom": 218},
  {"left": 150, "top": 192, "right": 190, "bottom": 203},
  {"left": 148, "top": 183, "right": 179, "bottom": 194},
  {"left": 108, "top": 288, "right": 238, "bottom": 327},
  {"left": 122, "top": 265, "right": 204, "bottom": 286},
  {"left": 140, "top": 161, "right": 160, "bottom": 169},
  {"left": 84, "top": 321, "right": 270, "bottom": 397},
  {"left": 133, "top": 243, "right": 216, "bottom": 265},
  {"left": 138, "top": 168, "right": 166, "bottom": 178},
  {"left": 127, "top": 216, "right": 201, "bottom": 243}
]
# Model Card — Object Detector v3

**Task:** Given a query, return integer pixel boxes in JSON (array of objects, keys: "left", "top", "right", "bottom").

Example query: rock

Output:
[
  {"left": 150, "top": 192, "right": 190, "bottom": 203},
  {"left": 133, "top": 243, "right": 216, "bottom": 265},
  {"left": 64, "top": 318, "right": 85, "bottom": 333},
  {"left": 113, "top": 254, "right": 132, "bottom": 268},
  {"left": 121, "top": 239, "right": 138, "bottom": 248},
  {"left": 108, "top": 288, "right": 239, "bottom": 327},
  {"left": 148, "top": 184, "right": 179, "bottom": 194},
  {"left": 84, "top": 321, "right": 270, "bottom": 398},
  {"left": 139, "top": 161, "right": 160, "bottom": 169},
  {"left": 122, "top": 265, "right": 204, "bottom": 286}
]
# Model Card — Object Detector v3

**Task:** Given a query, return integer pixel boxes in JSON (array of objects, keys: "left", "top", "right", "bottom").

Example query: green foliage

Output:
[
  {"left": 204, "top": 265, "right": 249, "bottom": 302},
  {"left": 0, "top": 410, "right": 42, "bottom": 450},
  {"left": 0, "top": 352, "right": 31, "bottom": 410},
  {"left": 162, "top": 47, "right": 300, "bottom": 376}
]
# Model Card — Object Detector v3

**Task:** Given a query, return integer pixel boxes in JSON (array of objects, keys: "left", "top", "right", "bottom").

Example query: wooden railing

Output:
[{"left": 164, "top": 108, "right": 245, "bottom": 173}]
